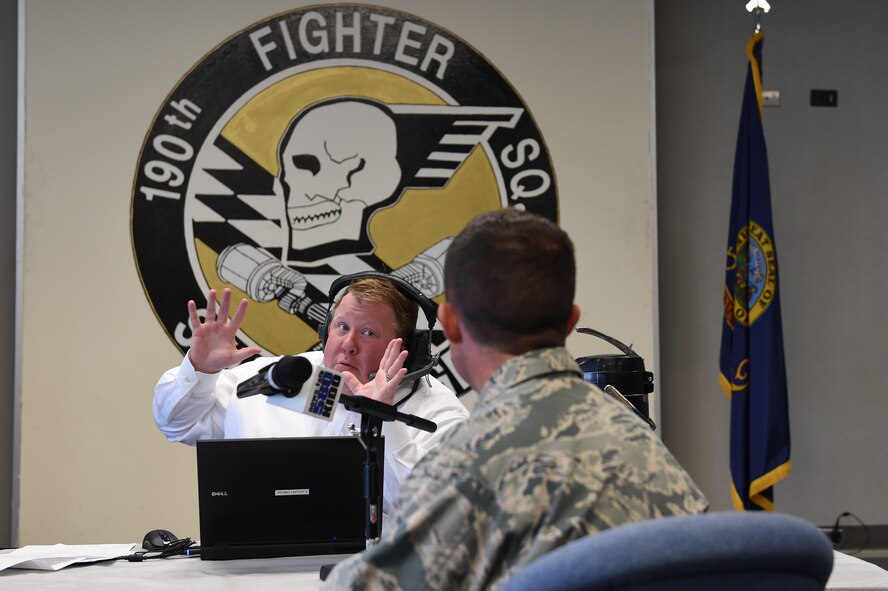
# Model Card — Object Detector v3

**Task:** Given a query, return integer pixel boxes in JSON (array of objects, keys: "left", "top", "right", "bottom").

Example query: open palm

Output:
[{"left": 187, "top": 288, "right": 262, "bottom": 374}]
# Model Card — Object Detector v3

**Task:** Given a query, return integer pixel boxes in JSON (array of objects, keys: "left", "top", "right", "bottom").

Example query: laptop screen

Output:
[{"left": 196, "top": 436, "right": 367, "bottom": 560}]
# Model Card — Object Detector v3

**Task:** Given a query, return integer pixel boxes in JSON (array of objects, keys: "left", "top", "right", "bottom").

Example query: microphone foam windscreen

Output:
[{"left": 272, "top": 356, "right": 314, "bottom": 390}]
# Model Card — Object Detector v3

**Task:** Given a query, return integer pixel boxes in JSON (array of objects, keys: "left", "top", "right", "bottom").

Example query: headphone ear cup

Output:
[
  {"left": 404, "top": 330, "right": 432, "bottom": 375},
  {"left": 318, "top": 321, "right": 327, "bottom": 344}
]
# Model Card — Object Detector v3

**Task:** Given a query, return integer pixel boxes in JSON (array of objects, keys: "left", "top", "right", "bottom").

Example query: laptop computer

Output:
[{"left": 196, "top": 436, "right": 368, "bottom": 560}]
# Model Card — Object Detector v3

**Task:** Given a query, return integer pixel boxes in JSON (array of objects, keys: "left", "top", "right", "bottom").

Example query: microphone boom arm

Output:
[
  {"left": 337, "top": 393, "right": 437, "bottom": 433},
  {"left": 336, "top": 393, "right": 438, "bottom": 550}
]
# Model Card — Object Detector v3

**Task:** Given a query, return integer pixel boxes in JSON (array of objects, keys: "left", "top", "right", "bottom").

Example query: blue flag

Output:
[{"left": 719, "top": 32, "right": 790, "bottom": 512}]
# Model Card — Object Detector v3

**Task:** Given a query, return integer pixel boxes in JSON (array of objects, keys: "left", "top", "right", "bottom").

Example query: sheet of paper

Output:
[{"left": 0, "top": 543, "right": 136, "bottom": 571}]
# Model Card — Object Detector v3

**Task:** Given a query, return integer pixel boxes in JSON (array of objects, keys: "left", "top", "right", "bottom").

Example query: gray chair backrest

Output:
[{"left": 497, "top": 512, "right": 834, "bottom": 591}]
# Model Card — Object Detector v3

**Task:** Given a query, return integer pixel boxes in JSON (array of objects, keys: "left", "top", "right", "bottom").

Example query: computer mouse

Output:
[{"left": 142, "top": 528, "right": 179, "bottom": 551}]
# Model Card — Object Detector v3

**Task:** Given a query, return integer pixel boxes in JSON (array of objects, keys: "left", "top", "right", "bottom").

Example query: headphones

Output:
[{"left": 317, "top": 271, "right": 439, "bottom": 383}]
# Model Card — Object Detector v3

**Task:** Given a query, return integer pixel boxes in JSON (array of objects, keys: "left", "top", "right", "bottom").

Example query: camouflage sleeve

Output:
[{"left": 321, "top": 476, "right": 491, "bottom": 591}]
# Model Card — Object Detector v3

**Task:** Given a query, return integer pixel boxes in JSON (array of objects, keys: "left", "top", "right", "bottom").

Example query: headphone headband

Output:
[{"left": 326, "top": 271, "right": 438, "bottom": 331}]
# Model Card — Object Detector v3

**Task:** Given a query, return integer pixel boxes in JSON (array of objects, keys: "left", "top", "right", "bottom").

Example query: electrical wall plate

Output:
[{"left": 762, "top": 90, "right": 781, "bottom": 107}]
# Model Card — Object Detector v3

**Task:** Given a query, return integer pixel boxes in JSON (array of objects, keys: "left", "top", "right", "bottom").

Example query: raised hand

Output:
[
  {"left": 186, "top": 288, "right": 262, "bottom": 374},
  {"left": 341, "top": 338, "right": 408, "bottom": 405}
]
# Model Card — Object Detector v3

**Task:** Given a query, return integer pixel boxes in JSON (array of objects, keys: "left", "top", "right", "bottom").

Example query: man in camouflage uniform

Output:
[{"left": 323, "top": 208, "right": 708, "bottom": 590}]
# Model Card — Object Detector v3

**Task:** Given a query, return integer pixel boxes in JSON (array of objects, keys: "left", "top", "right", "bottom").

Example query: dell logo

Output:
[{"left": 211, "top": 491, "right": 229, "bottom": 497}]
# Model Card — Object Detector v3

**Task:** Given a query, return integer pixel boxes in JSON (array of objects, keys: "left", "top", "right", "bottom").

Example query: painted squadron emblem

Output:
[{"left": 131, "top": 5, "right": 558, "bottom": 394}]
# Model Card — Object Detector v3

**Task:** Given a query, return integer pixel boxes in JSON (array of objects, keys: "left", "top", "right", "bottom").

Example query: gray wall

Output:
[
  {"left": 657, "top": 0, "right": 888, "bottom": 525},
  {"left": 1, "top": 0, "right": 18, "bottom": 549}
]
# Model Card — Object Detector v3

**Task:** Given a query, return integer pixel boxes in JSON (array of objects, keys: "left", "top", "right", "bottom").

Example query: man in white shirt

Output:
[{"left": 153, "top": 274, "right": 469, "bottom": 511}]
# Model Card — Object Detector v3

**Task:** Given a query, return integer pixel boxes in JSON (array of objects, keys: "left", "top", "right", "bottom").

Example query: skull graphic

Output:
[{"left": 274, "top": 99, "right": 402, "bottom": 254}]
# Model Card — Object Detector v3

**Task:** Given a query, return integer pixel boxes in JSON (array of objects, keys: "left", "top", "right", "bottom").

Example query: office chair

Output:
[{"left": 498, "top": 512, "right": 834, "bottom": 591}]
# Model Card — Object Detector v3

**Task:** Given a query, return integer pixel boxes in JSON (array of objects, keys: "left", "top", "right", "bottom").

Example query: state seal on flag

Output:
[{"left": 733, "top": 221, "right": 777, "bottom": 327}]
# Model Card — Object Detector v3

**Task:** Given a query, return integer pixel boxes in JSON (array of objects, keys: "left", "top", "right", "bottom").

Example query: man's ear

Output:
[
  {"left": 438, "top": 302, "right": 462, "bottom": 344},
  {"left": 566, "top": 304, "right": 581, "bottom": 335}
]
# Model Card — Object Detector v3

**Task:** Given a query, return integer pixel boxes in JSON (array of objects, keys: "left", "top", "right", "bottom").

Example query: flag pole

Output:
[{"left": 745, "top": 0, "right": 770, "bottom": 33}]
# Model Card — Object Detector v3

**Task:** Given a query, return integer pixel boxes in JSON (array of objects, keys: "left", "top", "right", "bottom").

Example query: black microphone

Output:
[
  {"left": 338, "top": 394, "right": 438, "bottom": 433},
  {"left": 236, "top": 356, "right": 315, "bottom": 398},
  {"left": 237, "top": 356, "right": 344, "bottom": 422},
  {"left": 236, "top": 357, "right": 438, "bottom": 432}
]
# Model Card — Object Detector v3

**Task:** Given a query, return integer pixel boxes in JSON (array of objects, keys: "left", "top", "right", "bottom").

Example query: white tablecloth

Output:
[
  {"left": 828, "top": 551, "right": 888, "bottom": 590},
  {"left": 0, "top": 548, "right": 886, "bottom": 590}
]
